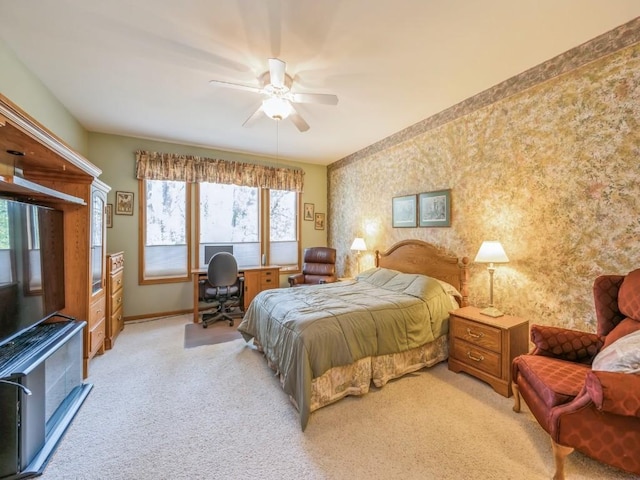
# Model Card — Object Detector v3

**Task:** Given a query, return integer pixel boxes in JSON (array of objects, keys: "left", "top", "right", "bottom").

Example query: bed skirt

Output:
[{"left": 254, "top": 334, "right": 449, "bottom": 414}]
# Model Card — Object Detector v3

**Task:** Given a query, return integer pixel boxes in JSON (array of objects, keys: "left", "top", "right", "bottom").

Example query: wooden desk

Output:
[{"left": 192, "top": 265, "right": 281, "bottom": 323}]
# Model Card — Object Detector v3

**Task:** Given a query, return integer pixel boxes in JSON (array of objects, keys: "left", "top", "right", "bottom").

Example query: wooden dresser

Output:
[
  {"left": 448, "top": 306, "right": 529, "bottom": 397},
  {"left": 105, "top": 251, "right": 125, "bottom": 349}
]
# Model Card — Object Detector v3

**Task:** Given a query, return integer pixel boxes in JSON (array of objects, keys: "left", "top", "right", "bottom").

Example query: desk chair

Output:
[{"left": 200, "top": 252, "right": 244, "bottom": 328}]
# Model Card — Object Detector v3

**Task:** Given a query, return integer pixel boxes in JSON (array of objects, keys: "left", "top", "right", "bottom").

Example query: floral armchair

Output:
[{"left": 511, "top": 269, "right": 640, "bottom": 480}]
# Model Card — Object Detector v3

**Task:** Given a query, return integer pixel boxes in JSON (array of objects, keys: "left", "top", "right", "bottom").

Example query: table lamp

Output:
[
  {"left": 474, "top": 241, "right": 509, "bottom": 317},
  {"left": 350, "top": 237, "right": 367, "bottom": 273}
]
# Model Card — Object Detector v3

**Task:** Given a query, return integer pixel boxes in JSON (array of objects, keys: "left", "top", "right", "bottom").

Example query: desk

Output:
[{"left": 192, "top": 265, "right": 281, "bottom": 323}]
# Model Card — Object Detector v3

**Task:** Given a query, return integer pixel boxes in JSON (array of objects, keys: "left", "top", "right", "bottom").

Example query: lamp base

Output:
[{"left": 479, "top": 306, "right": 505, "bottom": 318}]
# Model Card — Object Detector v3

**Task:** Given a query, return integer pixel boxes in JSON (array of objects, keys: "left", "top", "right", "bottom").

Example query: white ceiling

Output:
[{"left": 1, "top": 1, "right": 639, "bottom": 166}]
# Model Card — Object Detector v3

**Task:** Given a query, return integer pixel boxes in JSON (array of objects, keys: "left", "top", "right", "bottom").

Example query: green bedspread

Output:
[{"left": 237, "top": 267, "right": 453, "bottom": 430}]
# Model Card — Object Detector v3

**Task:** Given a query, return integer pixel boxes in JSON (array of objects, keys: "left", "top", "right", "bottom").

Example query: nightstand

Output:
[{"left": 448, "top": 306, "right": 529, "bottom": 397}]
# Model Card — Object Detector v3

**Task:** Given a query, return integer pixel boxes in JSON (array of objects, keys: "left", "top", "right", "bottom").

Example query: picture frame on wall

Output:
[
  {"left": 304, "top": 203, "right": 315, "bottom": 221},
  {"left": 392, "top": 195, "right": 417, "bottom": 228},
  {"left": 106, "top": 203, "right": 113, "bottom": 228},
  {"left": 418, "top": 189, "right": 451, "bottom": 227},
  {"left": 314, "top": 213, "right": 325, "bottom": 230},
  {"left": 115, "top": 191, "right": 134, "bottom": 215}
]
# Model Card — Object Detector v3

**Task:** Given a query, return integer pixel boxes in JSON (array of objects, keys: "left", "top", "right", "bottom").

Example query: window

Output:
[
  {"left": 197, "top": 183, "right": 300, "bottom": 271},
  {"left": 139, "top": 179, "right": 191, "bottom": 283},
  {"left": 198, "top": 183, "right": 260, "bottom": 268},
  {"left": 269, "top": 189, "right": 299, "bottom": 269}
]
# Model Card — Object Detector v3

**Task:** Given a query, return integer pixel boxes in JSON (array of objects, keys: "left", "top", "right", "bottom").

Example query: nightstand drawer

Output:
[
  {"left": 451, "top": 317, "right": 501, "bottom": 352},
  {"left": 452, "top": 339, "right": 501, "bottom": 377}
]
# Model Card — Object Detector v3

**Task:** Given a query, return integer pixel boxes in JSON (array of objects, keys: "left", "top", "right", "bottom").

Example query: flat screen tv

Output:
[{"left": 0, "top": 198, "right": 65, "bottom": 347}]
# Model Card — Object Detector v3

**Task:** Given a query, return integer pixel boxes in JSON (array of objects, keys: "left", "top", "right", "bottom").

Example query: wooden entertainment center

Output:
[{"left": 0, "top": 94, "right": 110, "bottom": 477}]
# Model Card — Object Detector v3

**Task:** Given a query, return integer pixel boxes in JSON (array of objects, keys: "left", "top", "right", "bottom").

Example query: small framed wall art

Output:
[
  {"left": 314, "top": 213, "right": 325, "bottom": 230},
  {"left": 392, "top": 195, "right": 417, "bottom": 228},
  {"left": 115, "top": 191, "right": 134, "bottom": 215},
  {"left": 303, "top": 203, "right": 315, "bottom": 221},
  {"left": 418, "top": 189, "right": 451, "bottom": 227}
]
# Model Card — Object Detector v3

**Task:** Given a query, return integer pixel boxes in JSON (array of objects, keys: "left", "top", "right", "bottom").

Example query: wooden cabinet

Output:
[
  {"left": 105, "top": 251, "right": 124, "bottom": 349},
  {"left": 0, "top": 94, "right": 111, "bottom": 378},
  {"left": 242, "top": 267, "right": 280, "bottom": 309},
  {"left": 448, "top": 306, "right": 529, "bottom": 397}
]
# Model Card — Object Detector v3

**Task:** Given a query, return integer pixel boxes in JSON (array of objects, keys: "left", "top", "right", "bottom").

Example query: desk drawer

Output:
[
  {"left": 451, "top": 317, "right": 501, "bottom": 352},
  {"left": 260, "top": 269, "right": 278, "bottom": 289}
]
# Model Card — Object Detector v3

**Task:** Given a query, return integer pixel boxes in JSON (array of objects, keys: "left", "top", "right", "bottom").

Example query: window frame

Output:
[{"left": 138, "top": 179, "right": 192, "bottom": 285}]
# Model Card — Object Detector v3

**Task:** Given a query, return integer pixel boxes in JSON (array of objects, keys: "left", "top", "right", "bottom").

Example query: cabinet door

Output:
[
  {"left": 242, "top": 270, "right": 260, "bottom": 309},
  {"left": 90, "top": 188, "right": 106, "bottom": 295}
]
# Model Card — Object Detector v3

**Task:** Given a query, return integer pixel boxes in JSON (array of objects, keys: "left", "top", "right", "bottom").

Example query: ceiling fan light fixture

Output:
[{"left": 262, "top": 97, "right": 292, "bottom": 120}]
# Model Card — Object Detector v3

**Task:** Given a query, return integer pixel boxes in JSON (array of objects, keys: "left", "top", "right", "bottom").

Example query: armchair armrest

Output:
[
  {"left": 586, "top": 371, "right": 640, "bottom": 417},
  {"left": 288, "top": 273, "right": 304, "bottom": 287},
  {"left": 530, "top": 324, "right": 604, "bottom": 364}
]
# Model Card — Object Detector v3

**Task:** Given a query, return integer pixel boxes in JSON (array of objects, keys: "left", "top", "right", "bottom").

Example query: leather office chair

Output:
[
  {"left": 200, "top": 252, "right": 244, "bottom": 328},
  {"left": 288, "top": 247, "right": 337, "bottom": 286}
]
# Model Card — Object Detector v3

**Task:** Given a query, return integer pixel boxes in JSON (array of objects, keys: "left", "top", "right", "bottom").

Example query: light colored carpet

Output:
[{"left": 41, "top": 314, "right": 637, "bottom": 480}]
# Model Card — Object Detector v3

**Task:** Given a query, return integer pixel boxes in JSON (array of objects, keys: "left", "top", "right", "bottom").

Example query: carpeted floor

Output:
[
  {"left": 39, "top": 314, "right": 637, "bottom": 480},
  {"left": 184, "top": 320, "right": 243, "bottom": 348}
]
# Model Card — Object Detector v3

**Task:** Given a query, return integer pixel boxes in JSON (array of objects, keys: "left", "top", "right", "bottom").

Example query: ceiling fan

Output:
[{"left": 209, "top": 58, "right": 338, "bottom": 132}]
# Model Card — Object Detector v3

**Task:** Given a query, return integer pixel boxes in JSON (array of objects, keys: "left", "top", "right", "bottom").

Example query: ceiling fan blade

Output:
[
  {"left": 289, "top": 109, "right": 310, "bottom": 132},
  {"left": 291, "top": 92, "right": 339, "bottom": 105},
  {"left": 269, "top": 58, "right": 286, "bottom": 88},
  {"left": 209, "top": 79, "right": 263, "bottom": 94},
  {"left": 242, "top": 106, "right": 264, "bottom": 127}
]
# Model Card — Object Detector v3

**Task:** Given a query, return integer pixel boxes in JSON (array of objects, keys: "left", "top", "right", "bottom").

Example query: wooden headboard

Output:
[{"left": 375, "top": 239, "right": 469, "bottom": 307}]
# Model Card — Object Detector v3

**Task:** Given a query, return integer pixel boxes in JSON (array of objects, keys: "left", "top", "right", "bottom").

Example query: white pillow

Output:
[{"left": 592, "top": 329, "right": 640, "bottom": 374}]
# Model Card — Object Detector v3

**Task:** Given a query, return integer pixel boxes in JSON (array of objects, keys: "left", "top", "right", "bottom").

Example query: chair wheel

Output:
[
  {"left": 203, "top": 323, "right": 208, "bottom": 328},
  {"left": 229, "top": 320, "right": 234, "bottom": 327}
]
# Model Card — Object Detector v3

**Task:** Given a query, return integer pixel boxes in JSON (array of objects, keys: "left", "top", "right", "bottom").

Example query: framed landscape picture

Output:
[
  {"left": 392, "top": 195, "right": 417, "bottom": 228},
  {"left": 418, "top": 189, "right": 451, "bottom": 227}
]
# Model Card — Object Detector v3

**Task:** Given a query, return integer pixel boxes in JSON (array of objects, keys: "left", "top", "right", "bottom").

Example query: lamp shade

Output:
[
  {"left": 350, "top": 237, "right": 367, "bottom": 252},
  {"left": 474, "top": 241, "right": 509, "bottom": 264},
  {"left": 262, "top": 97, "right": 292, "bottom": 120}
]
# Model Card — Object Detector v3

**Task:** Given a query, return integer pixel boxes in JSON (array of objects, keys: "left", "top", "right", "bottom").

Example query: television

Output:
[{"left": 0, "top": 198, "right": 65, "bottom": 348}]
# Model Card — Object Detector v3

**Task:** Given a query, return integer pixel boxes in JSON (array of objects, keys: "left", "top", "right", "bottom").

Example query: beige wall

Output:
[
  {"left": 89, "top": 132, "right": 327, "bottom": 318},
  {"left": 0, "top": 38, "right": 88, "bottom": 156},
  {"left": 328, "top": 34, "right": 640, "bottom": 332}
]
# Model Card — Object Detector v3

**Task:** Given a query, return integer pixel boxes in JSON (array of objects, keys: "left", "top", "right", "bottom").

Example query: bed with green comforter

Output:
[{"left": 238, "top": 267, "right": 458, "bottom": 430}]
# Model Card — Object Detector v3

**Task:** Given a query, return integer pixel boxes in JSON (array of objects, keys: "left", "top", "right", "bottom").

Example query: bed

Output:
[{"left": 237, "top": 239, "right": 469, "bottom": 430}]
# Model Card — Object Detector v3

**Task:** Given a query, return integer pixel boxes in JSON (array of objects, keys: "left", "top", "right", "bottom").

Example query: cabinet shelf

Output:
[{"left": 0, "top": 174, "right": 86, "bottom": 205}]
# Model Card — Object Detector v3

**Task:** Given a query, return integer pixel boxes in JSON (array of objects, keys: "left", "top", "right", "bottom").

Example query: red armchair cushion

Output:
[
  {"left": 530, "top": 325, "right": 603, "bottom": 363},
  {"left": 513, "top": 355, "right": 591, "bottom": 409},
  {"left": 618, "top": 268, "right": 640, "bottom": 321},
  {"left": 602, "top": 317, "right": 640, "bottom": 349},
  {"left": 586, "top": 371, "right": 640, "bottom": 417}
]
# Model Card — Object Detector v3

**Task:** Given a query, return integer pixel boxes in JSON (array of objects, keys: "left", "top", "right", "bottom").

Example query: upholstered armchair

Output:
[
  {"left": 512, "top": 269, "right": 640, "bottom": 480},
  {"left": 288, "top": 247, "right": 337, "bottom": 286}
]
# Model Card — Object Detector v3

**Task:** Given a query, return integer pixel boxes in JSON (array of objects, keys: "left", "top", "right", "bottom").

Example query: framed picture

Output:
[
  {"left": 418, "top": 189, "right": 451, "bottom": 227},
  {"left": 106, "top": 203, "right": 113, "bottom": 228},
  {"left": 115, "top": 191, "right": 134, "bottom": 215},
  {"left": 314, "top": 213, "right": 325, "bottom": 230},
  {"left": 303, "top": 203, "right": 315, "bottom": 221},
  {"left": 392, "top": 195, "right": 417, "bottom": 228}
]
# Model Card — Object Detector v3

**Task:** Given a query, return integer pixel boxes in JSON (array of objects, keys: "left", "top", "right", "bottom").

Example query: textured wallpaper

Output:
[{"left": 328, "top": 38, "right": 640, "bottom": 331}]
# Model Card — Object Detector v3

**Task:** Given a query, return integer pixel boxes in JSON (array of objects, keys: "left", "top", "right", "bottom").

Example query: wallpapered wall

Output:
[{"left": 327, "top": 40, "right": 640, "bottom": 331}]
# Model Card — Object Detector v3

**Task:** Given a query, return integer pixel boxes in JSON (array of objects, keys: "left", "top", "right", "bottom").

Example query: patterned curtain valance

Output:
[{"left": 135, "top": 150, "right": 304, "bottom": 192}]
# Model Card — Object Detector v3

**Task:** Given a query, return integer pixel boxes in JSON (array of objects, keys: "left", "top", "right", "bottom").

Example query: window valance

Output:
[{"left": 135, "top": 150, "right": 304, "bottom": 192}]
